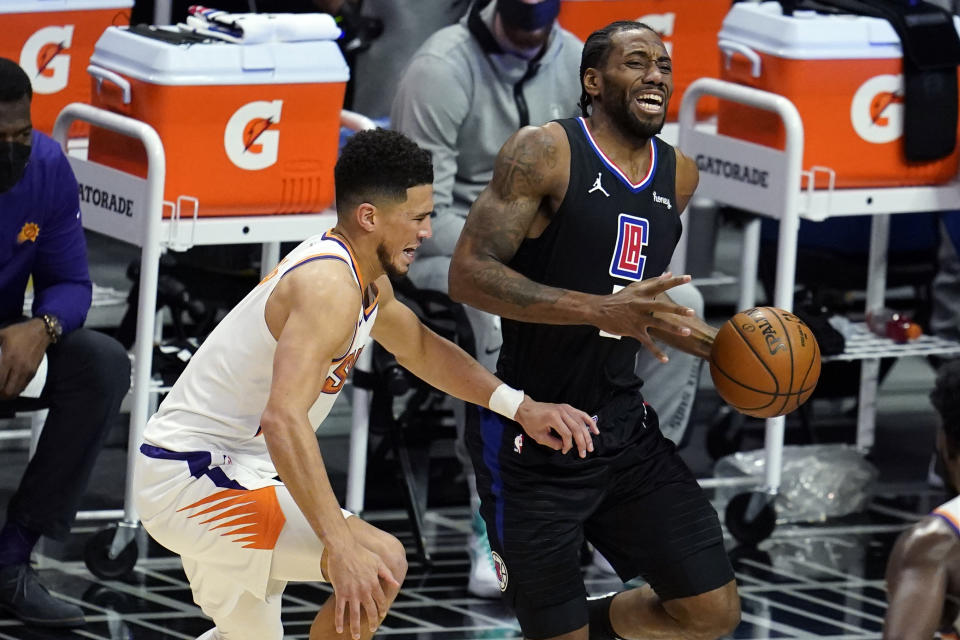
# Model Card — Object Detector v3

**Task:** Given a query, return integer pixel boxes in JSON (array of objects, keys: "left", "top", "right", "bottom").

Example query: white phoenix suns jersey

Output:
[
  {"left": 935, "top": 494, "right": 960, "bottom": 538},
  {"left": 143, "top": 230, "right": 378, "bottom": 476}
]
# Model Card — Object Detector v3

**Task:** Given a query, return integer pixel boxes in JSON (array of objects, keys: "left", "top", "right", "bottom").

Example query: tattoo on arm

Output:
[{"left": 457, "top": 126, "right": 567, "bottom": 312}]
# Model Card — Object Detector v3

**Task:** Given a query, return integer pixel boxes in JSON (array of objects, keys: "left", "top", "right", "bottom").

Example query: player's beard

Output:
[
  {"left": 604, "top": 82, "right": 666, "bottom": 141},
  {"left": 377, "top": 241, "right": 406, "bottom": 279}
]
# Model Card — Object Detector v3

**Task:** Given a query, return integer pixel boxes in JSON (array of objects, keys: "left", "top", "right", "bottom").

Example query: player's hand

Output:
[
  {"left": 598, "top": 273, "right": 695, "bottom": 362},
  {"left": 324, "top": 539, "right": 399, "bottom": 638},
  {"left": 0, "top": 319, "right": 50, "bottom": 399},
  {"left": 514, "top": 397, "right": 599, "bottom": 458}
]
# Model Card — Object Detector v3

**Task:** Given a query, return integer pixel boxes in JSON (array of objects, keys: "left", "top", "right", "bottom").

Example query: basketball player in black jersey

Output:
[{"left": 449, "top": 20, "right": 740, "bottom": 640}]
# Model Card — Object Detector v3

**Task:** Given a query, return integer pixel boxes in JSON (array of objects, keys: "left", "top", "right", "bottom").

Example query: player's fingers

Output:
[
  {"left": 636, "top": 334, "right": 669, "bottom": 363},
  {"left": 378, "top": 563, "right": 400, "bottom": 588},
  {"left": 647, "top": 273, "right": 692, "bottom": 295},
  {"left": 578, "top": 409, "right": 600, "bottom": 435},
  {"left": 559, "top": 411, "right": 590, "bottom": 457},
  {"left": 334, "top": 594, "right": 346, "bottom": 634},
  {"left": 350, "top": 599, "right": 362, "bottom": 639},
  {"left": 363, "top": 594, "right": 379, "bottom": 632},
  {"left": 552, "top": 421, "right": 573, "bottom": 454}
]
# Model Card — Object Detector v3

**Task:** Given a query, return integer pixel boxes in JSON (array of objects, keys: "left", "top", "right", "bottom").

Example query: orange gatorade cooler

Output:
[
  {"left": 716, "top": 1, "right": 960, "bottom": 188},
  {"left": 87, "top": 24, "right": 349, "bottom": 217},
  {"left": 0, "top": 1, "right": 132, "bottom": 136},
  {"left": 557, "top": 0, "right": 727, "bottom": 121}
]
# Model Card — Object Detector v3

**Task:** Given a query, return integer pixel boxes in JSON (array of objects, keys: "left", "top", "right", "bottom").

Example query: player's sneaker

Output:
[{"left": 467, "top": 511, "right": 500, "bottom": 599}]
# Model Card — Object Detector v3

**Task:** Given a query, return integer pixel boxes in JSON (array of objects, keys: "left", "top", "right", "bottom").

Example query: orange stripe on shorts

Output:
[{"left": 178, "top": 487, "right": 286, "bottom": 550}]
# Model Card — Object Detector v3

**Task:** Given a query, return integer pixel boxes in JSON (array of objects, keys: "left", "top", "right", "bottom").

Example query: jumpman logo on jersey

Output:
[{"left": 589, "top": 172, "right": 610, "bottom": 197}]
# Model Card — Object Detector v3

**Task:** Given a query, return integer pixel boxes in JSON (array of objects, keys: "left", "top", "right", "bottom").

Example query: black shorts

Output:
[{"left": 467, "top": 391, "right": 734, "bottom": 640}]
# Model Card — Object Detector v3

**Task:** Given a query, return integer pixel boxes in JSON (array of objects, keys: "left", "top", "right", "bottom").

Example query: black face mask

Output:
[
  {"left": 0, "top": 141, "right": 30, "bottom": 194},
  {"left": 496, "top": 0, "right": 560, "bottom": 31}
]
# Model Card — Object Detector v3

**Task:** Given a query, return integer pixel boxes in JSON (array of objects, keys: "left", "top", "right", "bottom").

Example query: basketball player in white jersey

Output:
[
  {"left": 884, "top": 358, "right": 960, "bottom": 640},
  {"left": 133, "top": 128, "right": 598, "bottom": 640}
]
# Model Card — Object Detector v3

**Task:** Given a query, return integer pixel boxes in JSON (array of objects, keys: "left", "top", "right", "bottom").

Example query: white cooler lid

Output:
[
  {"left": 719, "top": 1, "right": 960, "bottom": 60},
  {"left": 0, "top": 0, "right": 133, "bottom": 13},
  {"left": 90, "top": 25, "right": 350, "bottom": 86}
]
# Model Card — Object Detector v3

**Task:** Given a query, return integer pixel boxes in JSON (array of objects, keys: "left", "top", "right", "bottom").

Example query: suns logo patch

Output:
[
  {"left": 608, "top": 214, "right": 649, "bottom": 281},
  {"left": 17, "top": 223, "right": 39, "bottom": 244}
]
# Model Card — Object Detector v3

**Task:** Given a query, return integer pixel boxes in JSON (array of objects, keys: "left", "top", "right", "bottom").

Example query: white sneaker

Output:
[
  {"left": 467, "top": 512, "right": 501, "bottom": 599},
  {"left": 195, "top": 629, "right": 220, "bottom": 640}
]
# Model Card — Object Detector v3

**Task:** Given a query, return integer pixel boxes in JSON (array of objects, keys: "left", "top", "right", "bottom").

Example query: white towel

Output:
[{"left": 182, "top": 7, "right": 341, "bottom": 44}]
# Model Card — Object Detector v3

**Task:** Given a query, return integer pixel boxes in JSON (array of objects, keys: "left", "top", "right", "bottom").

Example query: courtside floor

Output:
[{"left": 0, "top": 483, "right": 944, "bottom": 639}]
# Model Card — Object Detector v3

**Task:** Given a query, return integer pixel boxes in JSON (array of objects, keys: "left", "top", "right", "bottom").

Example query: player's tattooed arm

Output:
[
  {"left": 450, "top": 124, "right": 602, "bottom": 324},
  {"left": 675, "top": 150, "right": 699, "bottom": 215}
]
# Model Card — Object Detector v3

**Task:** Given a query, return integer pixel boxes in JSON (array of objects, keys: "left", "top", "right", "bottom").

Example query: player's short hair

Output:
[
  {"left": 578, "top": 21, "right": 658, "bottom": 116},
  {"left": 0, "top": 57, "right": 32, "bottom": 103},
  {"left": 931, "top": 359, "right": 960, "bottom": 457},
  {"left": 334, "top": 128, "right": 433, "bottom": 215}
]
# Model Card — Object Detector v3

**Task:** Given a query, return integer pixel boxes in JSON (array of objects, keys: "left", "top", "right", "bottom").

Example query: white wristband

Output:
[{"left": 489, "top": 383, "right": 525, "bottom": 421}]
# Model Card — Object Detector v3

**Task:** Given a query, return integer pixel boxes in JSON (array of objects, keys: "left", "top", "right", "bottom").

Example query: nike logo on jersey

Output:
[
  {"left": 653, "top": 191, "right": 672, "bottom": 210},
  {"left": 588, "top": 172, "right": 610, "bottom": 197}
]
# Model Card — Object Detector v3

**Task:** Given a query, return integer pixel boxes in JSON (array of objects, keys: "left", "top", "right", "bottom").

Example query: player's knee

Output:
[{"left": 674, "top": 582, "right": 740, "bottom": 640}]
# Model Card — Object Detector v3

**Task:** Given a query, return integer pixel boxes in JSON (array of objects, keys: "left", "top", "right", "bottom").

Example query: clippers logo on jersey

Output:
[
  {"left": 492, "top": 551, "right": 508, "bottom": 591},
  {"left": 224, "top": 100, "right": 283, "bottom": 170},
  {"left": 609, "top": 214, "right": 650, "bottom": 281},
  {"left": 322, "top": 346, "right": 364, "bottom": 395},
  {"left": 851, "top": 75, "right": 904, "bottom": 144},
  {"left": 20, "top": 26, "right": 74, "bottom": 95}
]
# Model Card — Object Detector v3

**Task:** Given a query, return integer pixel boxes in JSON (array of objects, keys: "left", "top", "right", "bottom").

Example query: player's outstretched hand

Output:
[
  {"left": 515, "top": 397, "right": 599, "bottom": 458},
  {"left": 325, "top": 540, "right": 400, "bottom": 639},
  {"left": 599, "top": 272, "right": 695, "bottom": 362}
]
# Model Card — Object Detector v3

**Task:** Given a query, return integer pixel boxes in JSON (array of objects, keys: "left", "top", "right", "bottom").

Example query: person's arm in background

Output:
[
  {"left": 30, "top": 144, "right": 92, "bottom": 334},
  {"left": 0, "top": 148, "right": 91, "bottom": 398},
  {"left": 883, "top": 517, "right": 956, "bottom": 640},
  {"left": 390, "top": 52, "right": 470, "bottom": 221}
]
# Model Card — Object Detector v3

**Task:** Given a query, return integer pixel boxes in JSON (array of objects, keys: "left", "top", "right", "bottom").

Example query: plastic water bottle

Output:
[{"left": 865, "top": 308, "right": 922, "bottom": 343}]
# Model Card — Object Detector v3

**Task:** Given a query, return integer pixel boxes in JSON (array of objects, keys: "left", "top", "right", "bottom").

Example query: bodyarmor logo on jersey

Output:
[
  {"left": 492, "top": 552, "right": 508, "bottom": 591},
  {"left": 20, "top": 26, "right": 74, "bottom": 95},
  {"left": 851, "top": 74, "right": 904, "bottom": 144},
  {"left": 224, "top": 100, "right": 283, "bottom": 170},
  {"left": 513, "top": 434, "right": 523, "bottom": 454},
  {"left": 652, "top": 191, "right": 672, "bottom": 210},
  {"left": 609, "top": 214, "right": 649, "bottom": 281},
  {"left": 322, "top": 346, "right": 365, "bottom": 394},
  {"left": 589, "top": 172, "right": 610, "bottom": 197}
]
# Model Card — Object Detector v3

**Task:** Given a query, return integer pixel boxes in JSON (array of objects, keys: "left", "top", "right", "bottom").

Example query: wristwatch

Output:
[{"left": 38, "top": 313, "right": 62, "bottom": 344}]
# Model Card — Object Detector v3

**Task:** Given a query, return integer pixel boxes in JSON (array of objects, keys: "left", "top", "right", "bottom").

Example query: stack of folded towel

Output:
[{"left": 180, "top": 5, "right": 342, "bottom": 44}]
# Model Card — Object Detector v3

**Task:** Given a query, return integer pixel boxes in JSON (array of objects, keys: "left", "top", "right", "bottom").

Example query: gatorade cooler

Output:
[
  {"left": 717, "top": 1, "right": 960, "bottom": 188},
  {"left": 0, "top": 1, "right": 132, "bottom": 136},
  {"left": 87, "top": 25, "right": 349, "bottom": 217},
  {"left": 557, "top": 0, "right": 727, "bottom": 121}
]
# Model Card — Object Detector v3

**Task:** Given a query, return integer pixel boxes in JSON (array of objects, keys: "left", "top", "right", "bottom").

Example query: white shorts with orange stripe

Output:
[{"left": 133, "top": 444, "right": 352, "bottom": 639}]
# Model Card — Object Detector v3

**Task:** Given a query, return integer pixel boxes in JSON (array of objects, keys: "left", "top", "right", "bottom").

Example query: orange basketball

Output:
[{"left": 709, "top": 307, "right": 821, "bottom": 418}]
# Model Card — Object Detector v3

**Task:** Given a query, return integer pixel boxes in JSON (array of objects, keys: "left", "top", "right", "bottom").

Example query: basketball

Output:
[{"left": 709, "top": 306, "right": 821, "bottom": 418}]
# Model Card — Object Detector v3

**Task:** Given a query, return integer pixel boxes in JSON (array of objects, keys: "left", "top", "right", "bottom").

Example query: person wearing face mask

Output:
[
  {"left": 390, "top": 0, "right": 707, "bottom": 598},
  {"left": 390, "top": 0, "right": 582, "bottom": 599},
  {"left": 0, "top": 57, "right": 130, "bottom": 628}
]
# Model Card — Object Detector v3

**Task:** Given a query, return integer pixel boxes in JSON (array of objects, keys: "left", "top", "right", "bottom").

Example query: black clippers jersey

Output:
[{"left": 498, "top": 117, "right": 682, "bottom": 415}]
